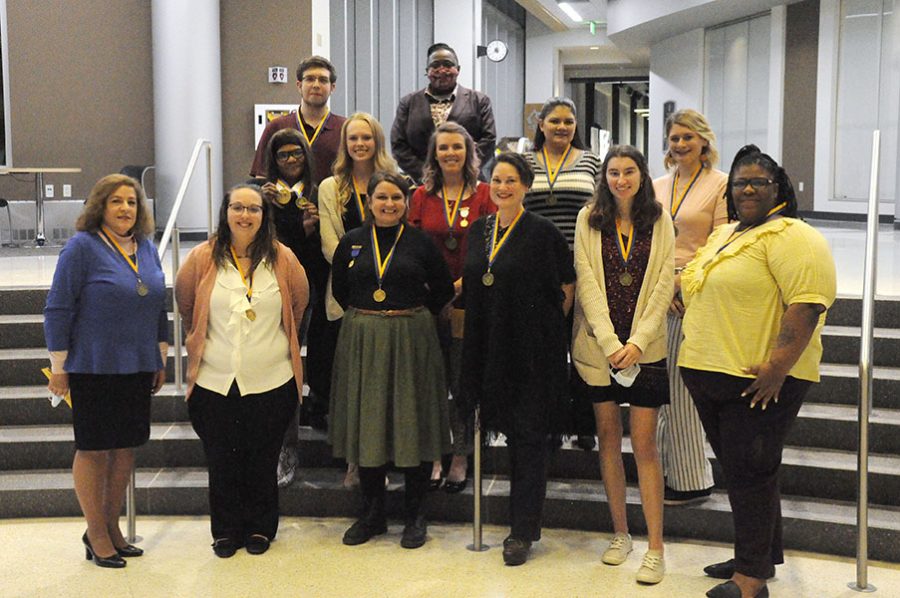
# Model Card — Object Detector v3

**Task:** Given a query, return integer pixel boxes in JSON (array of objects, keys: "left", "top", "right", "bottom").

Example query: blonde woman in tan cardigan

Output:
[
  {"left": 653, "top": 109, "right": 728, "bottom": 506},
  {"left": 175, "top": 185, "right": 308, "bottom": 558},
  {"left": 572, "top": 146, "right": 674, "bottom": 585}
]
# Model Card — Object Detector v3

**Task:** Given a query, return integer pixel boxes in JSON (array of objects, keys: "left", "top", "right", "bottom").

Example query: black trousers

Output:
[
  {"left": 681, "top": 368, "right": 810, "bottom": 579},
  {"left": 503, "top": 397, "right": 551, "bottom": 542},
  {"left": 189, "top": 380, "right": 298, "bottom": 541}
]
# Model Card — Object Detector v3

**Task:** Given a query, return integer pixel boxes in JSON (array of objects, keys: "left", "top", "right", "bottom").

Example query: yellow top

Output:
[{"left": 678, "top": 217, "right": 836, "bottom": 382}]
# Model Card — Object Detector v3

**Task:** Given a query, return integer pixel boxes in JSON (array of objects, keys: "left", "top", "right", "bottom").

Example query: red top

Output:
[{"left": 408, "top": 182, "right": 495, "bottom": 282}]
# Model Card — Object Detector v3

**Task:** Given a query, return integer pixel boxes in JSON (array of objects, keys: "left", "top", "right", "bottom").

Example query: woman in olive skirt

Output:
[{"left": 329, "top": 171, "right": 454, "bottom": 549}]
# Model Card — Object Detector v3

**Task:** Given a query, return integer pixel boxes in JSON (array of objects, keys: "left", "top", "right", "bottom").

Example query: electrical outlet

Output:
[
  {"left": 798, "top": 182, "right": 804, "bottom": 192},
  {"left": 63, "top": 184, "right": 72, "bottom": 197},
  {"left": 44, "top": 184, "right": 54, "bottom": 198}
]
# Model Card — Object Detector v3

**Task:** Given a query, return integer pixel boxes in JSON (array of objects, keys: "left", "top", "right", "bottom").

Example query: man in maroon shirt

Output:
[{"left": 250, "top": 55, "right": 347, "bottom": 185}]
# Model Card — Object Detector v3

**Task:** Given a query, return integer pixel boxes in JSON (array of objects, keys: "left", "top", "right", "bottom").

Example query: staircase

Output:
[{"left": 1, "top": 286, "right": 899, "bottom": 561}]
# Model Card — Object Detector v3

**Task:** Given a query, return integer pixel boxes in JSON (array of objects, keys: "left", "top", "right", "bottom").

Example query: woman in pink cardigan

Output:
[{"left": 175, "top": 184, "right": 308, "bottom": 558}]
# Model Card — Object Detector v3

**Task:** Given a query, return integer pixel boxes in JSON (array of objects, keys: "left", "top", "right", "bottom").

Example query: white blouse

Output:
[{"left": 195, "top": 259, "right": 293, "bottom": 396}]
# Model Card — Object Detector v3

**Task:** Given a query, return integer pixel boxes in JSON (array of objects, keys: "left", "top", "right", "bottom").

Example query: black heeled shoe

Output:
[
  {"left": 115, "top": 543, "right": 144, "bottom": 558},
  {"left": 82, "top": 533, "right": 126, "bottom": 568},
  {"left": 443, "top": 478, "right": 468, "bottom": 494}
]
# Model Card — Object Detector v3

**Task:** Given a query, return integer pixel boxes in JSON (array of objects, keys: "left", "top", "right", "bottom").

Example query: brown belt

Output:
[{"left": 352, "top": 306, "right": 425, "bottom": 317}]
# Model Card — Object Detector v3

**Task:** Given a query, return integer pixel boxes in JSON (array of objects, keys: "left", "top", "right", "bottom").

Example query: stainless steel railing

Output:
[
  {"left": 126, "top": 139, "right": 214, "bottom": 544},
  {"left": 848, "top": 130, "right": 879, "bottom": 594}
]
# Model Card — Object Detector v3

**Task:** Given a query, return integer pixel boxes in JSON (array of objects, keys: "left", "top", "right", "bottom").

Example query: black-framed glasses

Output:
[
  {"left": 301, "top": 75, "right": 332, "bottom": 85},
  {"left": 731, "top": 178, "right": 774, "bottom": 190},
  {"left": 428, "top": 59, "right": 458, "bottom": 70},
  {"left": 228, "top": 204, "right": 263, "bottom": 215},
  {"left": 276, "top": 149, "right": 306, "bottom": 162}
]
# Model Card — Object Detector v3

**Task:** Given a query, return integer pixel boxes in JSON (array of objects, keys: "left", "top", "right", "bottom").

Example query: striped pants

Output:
[{"left": 657, "top": 313, "right": 715, "bottom": 491}]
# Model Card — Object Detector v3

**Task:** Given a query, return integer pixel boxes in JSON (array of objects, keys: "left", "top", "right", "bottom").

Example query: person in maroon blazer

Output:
[{"left": 391, "top": 43, "right": 496, "bottom": 183}]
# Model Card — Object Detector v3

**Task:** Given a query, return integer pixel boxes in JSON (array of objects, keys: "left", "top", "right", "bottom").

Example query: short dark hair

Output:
[
  {"left": 427, "top": 42, "right": 458, "bottom": 63},
  {"left": 211, "top": 185, "right": 278, "bottom": 270},
  {"left": 491, "top": 152, "right": 534, "bottom": 188},
  {"left": 588, "top": 145, "right": 661, "bottom": 232},
  {"left": 725, "top": 144, "right": 798, "bottom": 220},
  {"left": 532, "top": 96, "right": 587, "bottom": 151},
  {"left": 366, "top": 171, "right": 411, "bottom": 199},
  {"left": 264, "top": 128, "right": 315, "bottom": 193},
  {"left": 296, "top": 55, "right": 337, "bottom": 83}
]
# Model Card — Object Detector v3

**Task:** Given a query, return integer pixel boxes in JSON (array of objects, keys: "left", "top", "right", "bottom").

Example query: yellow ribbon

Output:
[
  {"left": 100, "top": 227, "right": 139, "bottom": 276},
  {"left": 297, "top": 109, "right": 329, "bottom": 147},
  {"left": 542, "top": 144, "right": 573, "bottom": 189},
  {"left": 442, "top": 184, "right": 465, "bottom": 230},
  {"left": 352, "top": 176, "right": 367, "bottom": 221},
  {"left": 372, "top": 224, "right": 405, "bottom": 287},
  {"left": 488, "top": 209, "right": 525, "bottom": 268},
  {"left": 615, "top": 219, "right": 634, "bottom": 266},
  {"left": 229, "top": 246, "right": 253, "bottom": 301}
]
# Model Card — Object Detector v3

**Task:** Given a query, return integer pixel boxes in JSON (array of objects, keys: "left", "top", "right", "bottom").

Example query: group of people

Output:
[{"left": 44, "top": 45, "right": 836, "bottom": 598}]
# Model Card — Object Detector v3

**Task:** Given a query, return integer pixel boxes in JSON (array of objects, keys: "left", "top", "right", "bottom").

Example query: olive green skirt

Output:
[{"left": 329, "top": 308, "right": 450, "bottom": 467}]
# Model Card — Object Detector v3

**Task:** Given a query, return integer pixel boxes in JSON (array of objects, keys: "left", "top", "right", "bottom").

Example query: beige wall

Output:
[
  {"left": 220, "top": 0, "right": 312, "bottom": 188},
  {"left": 783, "top": 0, "right": 819, "bottom": 212},
  {"left": 2, "top": 0, "right": 154, "bottom": 200}
]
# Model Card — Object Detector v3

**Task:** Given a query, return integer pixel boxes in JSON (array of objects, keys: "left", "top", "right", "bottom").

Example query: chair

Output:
[{"left": 0, "top": 198, "right": 15, "bottom": 247}]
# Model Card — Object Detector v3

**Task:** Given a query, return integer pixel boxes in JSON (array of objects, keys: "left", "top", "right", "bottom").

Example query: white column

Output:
[
  {"left": 433, "top": 0, "right": 483, "bottom": 90},
  {"left": 152, "top": 0, "right": 223, "bottom": 232},
  {"left": 311, "top": 0, "right": 330, "bottom": 57}
]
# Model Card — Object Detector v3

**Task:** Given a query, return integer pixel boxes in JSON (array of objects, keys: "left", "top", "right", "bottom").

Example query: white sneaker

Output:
[
  {"left": 601, "top": 532, "right": 633, "bottom": 565},
  {"left": 277, "top": 446, "right": 298, "bottom": 488},
  {"left": 636, "top": 549, "right": 665, "bottom": 584}
]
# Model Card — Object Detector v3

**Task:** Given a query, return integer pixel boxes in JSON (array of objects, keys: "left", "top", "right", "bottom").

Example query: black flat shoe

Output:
[
  {"left": 443, "top": 478, "right": 468, "bottom": 494},
  {"left": 704, "top": 559, "right": 775, "bottom": 580},
  {"left": 502, "top": 536, "right": 531, "bottom": 566},
  {"left": 115, "top": 543, "right": 144, "bottom": 558},
  {"left": 428, "top": 477, "right": 444, "bottom": 491},
  {"left": 706, "top": 580, "right": 768, "bottom": 598},
  {"left": 82, "top": 533, "right": 126, "bottom": 569},
  {"left": 342, "top": 518, "right": 388, "bottom": 546},
  {"left": 212, "top": 537, "right": 241, "bottom": 558},
  {"left": 400, "top": 516, "right": 427, "bottom": 549},
  {"left": 245, "top": 534, "right": 270, "bottom": 555}
]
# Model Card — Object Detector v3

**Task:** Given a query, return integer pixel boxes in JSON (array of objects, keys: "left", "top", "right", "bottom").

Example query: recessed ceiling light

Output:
[{"left": 590, "top": 46, "right": 600, "bottom": 50}]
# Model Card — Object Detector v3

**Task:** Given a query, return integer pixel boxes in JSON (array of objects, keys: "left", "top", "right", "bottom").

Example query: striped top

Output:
[{"left": 524, "top": 150, "right": 603, "bottom": 249}]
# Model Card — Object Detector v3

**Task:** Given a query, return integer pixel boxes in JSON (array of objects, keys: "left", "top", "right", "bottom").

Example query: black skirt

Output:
[
  {"left": 69, "top": 372, "right": 154, "bottom": 450},
  {"left": 574, "top": 360, "right": 671, "bottom": 409}
]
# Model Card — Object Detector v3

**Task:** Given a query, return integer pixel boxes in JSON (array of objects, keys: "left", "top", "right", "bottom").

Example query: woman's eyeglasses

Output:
[
  {"left": 276, "top": 149, "right": 306, "bottom": 162},
  {"left": 731, "top": 178, "right": 774, "bottom": 190},
  {"left": 228, "top": 204, "right": 263, "bottom": 215}
]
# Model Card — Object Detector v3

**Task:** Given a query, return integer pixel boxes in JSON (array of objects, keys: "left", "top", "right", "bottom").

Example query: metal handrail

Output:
[
  {"left": 126, "top": 139, "right": 214, "bottom": 544},
  {"left": 849, "top": 130, "right": 879, "bottom": 594}
]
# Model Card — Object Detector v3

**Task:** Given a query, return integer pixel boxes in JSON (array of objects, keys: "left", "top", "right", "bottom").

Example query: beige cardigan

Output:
[
  {"left": 572, "top": 206, "right": 675, "bottom": 386},
  {"left": 174, "top": 240, "right": 309, "bottom": 399},
  {"left": 318, "top": 175, "right": 349, "bottom": 321}
]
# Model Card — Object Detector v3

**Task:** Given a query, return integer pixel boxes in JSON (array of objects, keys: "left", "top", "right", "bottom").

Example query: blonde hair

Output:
[
  {"left": 76, "top": 174, "right": 154, "bottom": 240},
  {"left": 331, "top": 112, "right": 398, "bottom": 214},
  {"left": 663, "top": 109, "right": 720, "bottom": 170}
]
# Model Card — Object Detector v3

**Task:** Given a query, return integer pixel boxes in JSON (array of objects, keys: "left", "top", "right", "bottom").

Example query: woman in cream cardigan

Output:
[{"left": 572, "top": 145, "right": 674, "bottom": 585}]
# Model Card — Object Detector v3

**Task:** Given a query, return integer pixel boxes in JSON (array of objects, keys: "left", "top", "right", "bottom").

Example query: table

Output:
[{"left": 0, "top": 167, "right": 82, "bottom": 246}]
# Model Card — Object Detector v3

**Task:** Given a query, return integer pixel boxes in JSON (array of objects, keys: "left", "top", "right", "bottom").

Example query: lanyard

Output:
[
  {"left": 229, "top": 246, "right": 254, "bottom": 302},
  {"left": 371, "top": 224, "right": 405, "bottom": 289},
  {"left": 615, "top": 219, "right": 634, "bottom": 267},
  {"left": 542, "top": 144, "right": 573, "bottom": 191},
  {"left": 670, "top": 166, "right": 702, "bottom": 220},
  {"left": 100, "top": 226, "right": 139, "bottom": 277},
  {"left": 297, "top": 109, "right": 329, "bottom": 147},
  {"left": 442, "top": 184, "right": 465, "bottom": 230},
  {"left": 487, "top": 209, "right": 524, "bottom": 269},
  {"left": 715, "top": 202, "right": 788, "bottom": 255},
  {"left": 352, "top": 176, "right": 367, "bottom": 221}
]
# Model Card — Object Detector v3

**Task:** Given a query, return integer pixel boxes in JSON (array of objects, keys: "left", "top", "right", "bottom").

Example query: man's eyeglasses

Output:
[
  {"left": 276, "top": 149, "right": 306, "bottom": 162},
  {"left": 301, "top": 75, "right": 332, "bottom": 85},
  {"left": 228, "top": 204, "right": 263, "bottom": 215},
  {"left": 428, "top": 60, "right": 458, "bottom": 70},
  {"left": 731, "top": 178, "right": 775, "bottom": 190}
]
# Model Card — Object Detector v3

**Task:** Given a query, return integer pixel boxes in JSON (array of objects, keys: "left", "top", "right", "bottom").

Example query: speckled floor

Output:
[{"left": 0, "top": 516, "right": 896, "bottom": 597}]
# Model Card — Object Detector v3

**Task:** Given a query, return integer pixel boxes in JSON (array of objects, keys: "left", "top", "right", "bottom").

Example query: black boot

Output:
[
  {"left": 400, "top": 463, "right": 429, "bottom": 549},
  {"left": 343, "top": 466, "right": 387, "bottom": 546}
]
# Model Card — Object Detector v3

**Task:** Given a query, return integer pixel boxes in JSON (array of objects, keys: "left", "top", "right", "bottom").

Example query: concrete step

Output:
[
  {"left": 2, "top": 424, "right": 897, "bottom": 508},
  {"left": 0, "top": 347, "right": 186, "bottom": 386},
  {"left": 0, "top": 287, "right": 174, "bottom": 315},
  {"left": 0, "top": 313, "right": 178, "bottom": 350},
  {"left": 807, "top": 363, "right": 900, "bottom": 410},
  {"left": 820, "top": 325, "right": 900, "bottom": 367},
  {"left": 1, "top": 466, "right": 898, "bottom": 562}
]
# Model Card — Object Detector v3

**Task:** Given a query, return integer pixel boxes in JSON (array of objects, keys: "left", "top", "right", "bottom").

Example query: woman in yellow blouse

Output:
[{"left": 679, "top": 145, "right": 836, "bottom": 598}]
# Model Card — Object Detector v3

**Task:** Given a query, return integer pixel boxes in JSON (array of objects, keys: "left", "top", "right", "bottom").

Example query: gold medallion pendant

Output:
[
  {"left": 460, "top": 219, "right": 469, "bottom": 228},
  {"left": 373, "top": 289, "right": 387, "bottom": 302},
  {"left": 481, "top": 272, "right": 495, "bottom": 287},
  {"left": 619, "top": 271, "right": 633, "bottom": 287},
  {"left": 245, "top": 309, "right": 257, "bottom": 321},
  {"left": 276, "top": 187, "right": 292, "bottom": 205}
]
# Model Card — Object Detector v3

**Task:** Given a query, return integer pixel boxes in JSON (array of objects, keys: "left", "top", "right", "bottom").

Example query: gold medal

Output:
[
  {"left": 619, "top": 271, "right": 633, "bottom": 287},
  {"left": 547, "top": 193, "right": 557, "bottom": 206},
  {"left": 445, "top": 236, "right": 458, "bottom": 251},
  {"left": 136, "top": 281, "right": 149, "bottom": 297},
  {"left": 276, "top": 187, "right": 292, "bottom": 205},
  {"left": 296, "top": 196, "right": 313, "bottom": 210},
  {"left": 459, "top": 207, "right": 470, "bottom": 219},
  {"left": 373, "top": 289, "right": 387, "bottom": 302},
  {"left": 460, "top": 219, "right": 469, "bottom": 228},
  {"left": 482, "top": 272, "right": 495, "bottom": 287},
  {"left": 246, "top": 308, "right": 257, "bottom": 321},
  {"left": 348, "top": 260, "right": 355, "bottom": 268}
]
